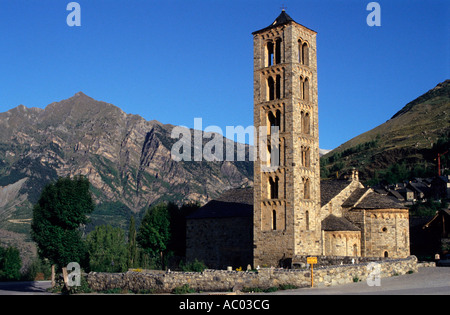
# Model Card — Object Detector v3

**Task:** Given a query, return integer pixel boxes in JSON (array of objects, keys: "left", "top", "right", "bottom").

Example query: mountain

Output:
[
  {"left": 322, "top": 80, "right": 450, "bottom": 181},
  {"left": 0, "top": 92, "right": 253, "bottom": 239}
]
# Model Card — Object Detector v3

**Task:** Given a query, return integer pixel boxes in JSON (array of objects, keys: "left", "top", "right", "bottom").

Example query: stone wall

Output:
[
  {"left": 86, "top": 256, "right": 418, "bottom": 293},
  {"left": 186, "top": 216, "right": 253, "bottom": 270}
]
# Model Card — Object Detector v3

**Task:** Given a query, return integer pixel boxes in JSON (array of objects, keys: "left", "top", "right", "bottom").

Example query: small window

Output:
[
  {"left": 382, "top": 227, "right": 387, "bottom": 232},
  {"left": 301, "top": 146, "right": 310, "bottom": 168},
  {"left": 267, "top": 42, "right": 274, "bottom": 67},
  {"left": 275, "top": 38, "right": 282, "bottom": 64},
  {"left": 272, "top": 210, "right": 277, "bottom": 230},
  {"left": 267, "top": 76, "right": 275, "bottom": 101},
  {"left": 269, "top": 177, "right": 279, "bottom": 199},
  {"left": 276, "top": 75, "right": 281, "bottom": 99},
  {"left": 303, "top": 178, "right": 310, "bottom": 199},
  {"left": 305, "top": 210, "right": 310, "bottom": 230},
  {"left": 298, "top": 40, "right": 302, "bottom": 63},
  {"left": 384, "top": 251, "right": 389, "bottom": 258},
  {"left": 303, "top": 77, "right": 309, "bottom": 101},
  {"left": 302, "top": 43, "right": 309, "bottom": 66}
]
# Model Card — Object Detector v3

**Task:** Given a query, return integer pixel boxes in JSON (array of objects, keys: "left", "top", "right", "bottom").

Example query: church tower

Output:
[{"left": 252, "top": 11, "right": 321, "bottom": 267}]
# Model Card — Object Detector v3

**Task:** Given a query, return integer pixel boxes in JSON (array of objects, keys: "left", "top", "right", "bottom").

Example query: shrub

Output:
[
  {"left": 172, "top": 284, "right": 196, "bottom": 294},
  {"left": 179, "top": 259, "right": 208, "bottom": 272}
]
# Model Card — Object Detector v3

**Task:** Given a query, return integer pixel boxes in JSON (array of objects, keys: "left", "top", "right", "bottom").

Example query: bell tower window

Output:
[{"left": 267, "top": 42, "right": 274, "bottom": 67}]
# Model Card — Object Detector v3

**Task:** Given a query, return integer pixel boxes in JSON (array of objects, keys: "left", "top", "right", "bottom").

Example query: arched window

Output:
[
  {"left": 303, "top": 178, "right": 310, "bottom": 199},
  {"left": 353, "top": 244, "right": 358, "bottom": 256},
  {"left": 275, "top": 38, "right": 282, "bottom": 64},
  {"left": 303, "top": 77, "right": 309, "bottom": 101},
  {"left": 269, "top": 176, "right": 279, "bottom": 199},
  {"left": 305, "top": 210, "right": 310, "bottom": 230},
  {"left": 301, "top": 111, "right": 310, "bottom": 135},
  {"left": 299, "top": 76, "right": 304, "bottom": 100},
  {"left": 275, "top": 109, "right": 281, "bottom": 131},
  {"left": 298, "top": 40, "right": 302, "bottom": 63},
  {"left": 302, "top": 42, "right": 309, "bottom": 66},
  {"left": 268, "top": 110, "right": 281, "bottom": 136},
  {"left": 301, "top": 146, "right": 310, "bottom": 167},
  {"left": 276, "top": 74, "right": 281, "bottom": 99},
  {"left": 267, "top": 42, "right": 274, "bottom": 67},
  {"left": 268, "top": 111, "right": 276, "bottom": 132},
  {"left": 272, "top": 210, "right": 277, "bottom": 230},
  {"left": 267, "top": 76, "right": 275, "bottom": 101},
  {"left": 384, "top": 251, "right": 389, "bottom": 258}
]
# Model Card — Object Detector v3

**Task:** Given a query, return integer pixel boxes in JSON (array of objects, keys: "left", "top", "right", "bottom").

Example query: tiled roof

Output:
[
  {"left": 321, "top": 214, "right": 360, "bottom": 231},
  {"left": 320, "top": 180, "right": 351, "bottom": 207},
  {"left": 342, "top": 187, "right": 371, "bottom": 208},
  {"left": 353, "top": 191, "right": 408, "bottom": 210}
]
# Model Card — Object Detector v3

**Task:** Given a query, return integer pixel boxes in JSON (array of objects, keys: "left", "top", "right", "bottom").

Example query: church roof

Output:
[
  {"left": 342, "top": 187, "right": 371, "bottom": 208},
  {"left": 186, "top": 187, "right": 253, "bottom": 219},
  {"left": 321, "top": 214, "right": 360, "bottom": 232},
  {"left": 352, "top": 191, "right": 408, "bottom": 210},
  {"left": 252, "top": 10, "right": 316, "bottom": 35},
  {"left": 320, "top": 180, "right": 352, "bottom": 207}
]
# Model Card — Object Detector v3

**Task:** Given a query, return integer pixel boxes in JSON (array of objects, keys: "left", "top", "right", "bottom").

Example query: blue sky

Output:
[{"left": 0, "top": 0, "right": 448, "bottom": 150}]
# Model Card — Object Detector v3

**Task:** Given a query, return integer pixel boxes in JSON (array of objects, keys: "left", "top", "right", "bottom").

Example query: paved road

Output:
[
  {"left": 0, "top": 267, "right": 448, "bottom": 295},
  {"left": 0, "top": 281, "right": 52, "bottom": 295},
  {"left": 267, "top": 267, "right": 450, "bottom": 295}
]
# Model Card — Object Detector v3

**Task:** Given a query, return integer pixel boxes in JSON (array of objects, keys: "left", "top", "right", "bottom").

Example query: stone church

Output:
[{"left": 186, "top": 11, "right": 410, "bottom": 269}]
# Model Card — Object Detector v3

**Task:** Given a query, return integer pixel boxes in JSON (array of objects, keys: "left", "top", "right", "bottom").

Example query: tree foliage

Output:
[
  {"left": 137, "top": 203, "right": 171, "bottom": 261},
  {"left": 127, "top": 216, "right": 139, "bottom": 269},
  {"left": 0, "top": 246, "right": 22, "bottom": 281},
  {"left": 31, "top": 175, "right": 94, "bottom": 269},
  {"left": 86, "top": 225, "right": 128, "bottom": 272}
]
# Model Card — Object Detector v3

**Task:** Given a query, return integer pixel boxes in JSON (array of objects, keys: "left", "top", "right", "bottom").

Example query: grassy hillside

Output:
[{"left": 321, "top": 80, "right": 450, "bottom": 183}]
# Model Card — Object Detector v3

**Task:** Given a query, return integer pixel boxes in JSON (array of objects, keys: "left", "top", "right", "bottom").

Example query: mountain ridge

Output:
[{"left": 0, "top": 93, "right": 254, "bottom": 233}]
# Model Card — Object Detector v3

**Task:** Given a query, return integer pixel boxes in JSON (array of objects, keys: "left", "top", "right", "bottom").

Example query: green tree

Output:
[
  {"left": 86, "top": 225, "right": 128, "bottom": 272},
  {"left": 0, "top": 246, "right": 22, "bottom": 281},
  {"left": 167, "top": 202, "right": 200, "bottom": 258},
  {"left": 31, "top": 176, "right": 94, "bottom": 270},
  {"left": 137, "top": 203, "right": 171, "bottom": 269},
  {"left": 127, "top": 216, "right": 139, "bottom": 269}
]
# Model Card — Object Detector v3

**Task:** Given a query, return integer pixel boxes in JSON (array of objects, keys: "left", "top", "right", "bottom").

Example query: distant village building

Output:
[{"left": 186, "top": 11, "right": 410, "bottom": 269}]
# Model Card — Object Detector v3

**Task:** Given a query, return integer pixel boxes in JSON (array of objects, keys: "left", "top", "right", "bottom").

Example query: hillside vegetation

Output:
[{"left": 321, "top": 80, "right": 450, "bottom": 184}]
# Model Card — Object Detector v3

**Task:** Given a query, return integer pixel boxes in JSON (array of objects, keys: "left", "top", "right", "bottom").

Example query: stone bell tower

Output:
[{"left": 252, "top": 11, "right": 321, "bottom": 267}]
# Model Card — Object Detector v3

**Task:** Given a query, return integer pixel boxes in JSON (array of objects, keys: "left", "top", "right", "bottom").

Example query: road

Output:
[
  {"left": 267, "top": 267, "right": 450, "bottom": 295},
  {"left": 0, "top": 281, "right": 52, "bottom": 295},
  {"left": 0, "top": 267, "right": 448, "bottom": 295}
]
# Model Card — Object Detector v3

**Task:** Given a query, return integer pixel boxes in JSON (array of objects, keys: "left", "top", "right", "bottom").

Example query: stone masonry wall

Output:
[{"left": 86, "top": 256, "right": 418, "bottom": 293}]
